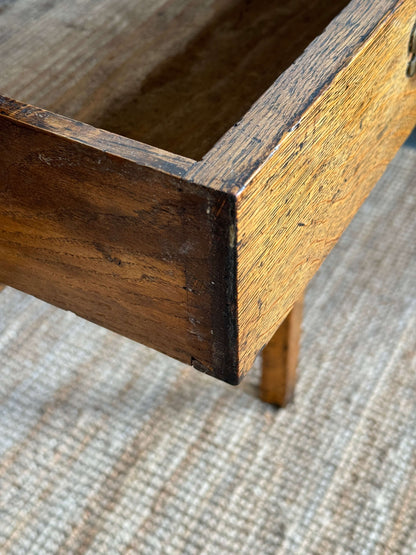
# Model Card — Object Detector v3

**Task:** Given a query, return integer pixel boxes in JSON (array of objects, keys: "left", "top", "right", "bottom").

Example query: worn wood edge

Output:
[
  {"left": 0, "top": 95, "right": 195, "bottom": 179},
  {"left": 233, "top": 0, "right": 416, "bottom": 378},
  {"left": 192, "top": 191, "right": 239, "bottom": 385},
  {"left": 186, "top": 0, "right": 402, "bottom": 191}
]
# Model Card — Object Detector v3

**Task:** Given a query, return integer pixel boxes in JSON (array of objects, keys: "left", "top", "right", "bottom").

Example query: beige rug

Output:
[{"left": 0, "top": 133, "right": 415, "bottom": 553}]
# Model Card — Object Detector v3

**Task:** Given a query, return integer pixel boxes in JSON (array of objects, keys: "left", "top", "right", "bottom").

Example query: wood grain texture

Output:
[
  {"left": 234, "top": 0, "right": 416, "bottom": 377},
  {"left": 186, "top": 0, "right": 408, "bottom": 189},
  {"left": 1, "top": 0, "right": 415, "bottom": 386},
  {"left": 0, "top": 96, "right": 194, "bottom": 177},
  {"left": 0, "top": 98, "right": 238, "bottom": 383},
  {"left": 261, "top": 299, "right": 303, "bottom": 406}
]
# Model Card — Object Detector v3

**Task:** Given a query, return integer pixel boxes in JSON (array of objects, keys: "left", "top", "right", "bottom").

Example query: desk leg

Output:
[{"left": 260, "top": 298, "right": 303, "bottom": 406}]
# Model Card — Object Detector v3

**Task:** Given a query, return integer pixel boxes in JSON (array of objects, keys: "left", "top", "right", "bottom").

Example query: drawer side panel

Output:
[{"left": 0, "top": 102, "right": 237, "bottom": 381}]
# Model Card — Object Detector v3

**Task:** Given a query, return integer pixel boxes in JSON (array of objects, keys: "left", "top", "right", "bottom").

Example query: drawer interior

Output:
[
  {"left": 1, "top": 0, "right": 350, "bottom": 160},
  {"left": 93, "top": 0, "right": 350, "bottom": 160}
]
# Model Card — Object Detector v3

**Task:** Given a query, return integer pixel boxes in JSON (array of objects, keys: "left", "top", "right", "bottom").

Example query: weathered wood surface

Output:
[
  {"left": 232, "top": 0, "right": 416, "bottom": 376},
  {"left": 0, "top": 98, "right": 237, "bottom": 382},
  {"left": 1, "top": 0, "right": 415, "bottom": 386},
  {"left": 0, "top": 97, "right": 193, "bottom": 177},
  {"left": 261, "top": 299, "right": 303, "bottom": 406}
]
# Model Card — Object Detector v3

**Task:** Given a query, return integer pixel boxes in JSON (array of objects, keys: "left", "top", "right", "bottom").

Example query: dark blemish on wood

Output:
[
  {"left": 94, "top": 242, "right": 123, "bottom": 266},
  {"left": 182, "top": 286, "right": 196, "bottom": 293},
  {"left": 331, "top": 189, "right": 341, "bottom": 201},
  {"left": 191, "top": 356, "right": 240, "bottom": 386},
  {"left": 297, "top": 222, "right": 306, "bottom": 226},
  {"left": 140, "top": 274, "right": 159, "bottom": 283},
  {"left": 209, "top": 192, "right": 239, "bottom": 384},
  {"left": 191, "top": 357, "right": 210, "bottom": 374},
  {"left": 107, "top": 255, "right": 122, "bottom": 266}
]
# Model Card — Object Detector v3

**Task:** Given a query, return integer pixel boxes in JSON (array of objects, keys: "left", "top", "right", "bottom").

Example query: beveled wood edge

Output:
[
  {"left": 0, "top": 95, "right": 196, "bottom": 180},
  {"left": 186, "top": 0, "right": 402, "bottom": 191}
]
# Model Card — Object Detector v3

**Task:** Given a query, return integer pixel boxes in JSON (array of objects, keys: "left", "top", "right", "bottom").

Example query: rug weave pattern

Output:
[{"left": 0, "top": 137, "right": 415, "bottom": 553}]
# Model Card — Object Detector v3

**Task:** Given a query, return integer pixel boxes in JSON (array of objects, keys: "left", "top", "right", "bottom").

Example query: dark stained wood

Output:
[
  {"left": 261, "top": 299, "right": 303, "bottom": 407},
  {"left": 0, "top": 97, "right": 238, "bottom": 383}
]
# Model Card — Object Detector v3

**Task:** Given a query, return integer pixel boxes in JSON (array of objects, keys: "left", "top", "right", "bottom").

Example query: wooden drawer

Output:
[{"left": 1, "top": 0, "right": 415, "bottom": 384}]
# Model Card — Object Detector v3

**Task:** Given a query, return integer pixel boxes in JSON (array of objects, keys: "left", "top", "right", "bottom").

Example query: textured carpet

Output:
[{"left": 0, "top": 133, "right": 415, "bottom": 554}]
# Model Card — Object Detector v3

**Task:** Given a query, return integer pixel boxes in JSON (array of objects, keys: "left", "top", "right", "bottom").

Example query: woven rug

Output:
[{"left": 1, "top": 133, "right": 415, "bottom": 554}]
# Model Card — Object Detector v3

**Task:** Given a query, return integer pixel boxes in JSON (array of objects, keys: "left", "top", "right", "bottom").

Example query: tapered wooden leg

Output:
[{"left": 260, "top": 298, "right": 303, "bottom": 406}]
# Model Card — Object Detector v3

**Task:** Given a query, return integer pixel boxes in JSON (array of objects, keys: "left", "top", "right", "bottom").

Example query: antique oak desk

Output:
[{"left": 1, "top": 0, "right": 415, "bottom": 405}]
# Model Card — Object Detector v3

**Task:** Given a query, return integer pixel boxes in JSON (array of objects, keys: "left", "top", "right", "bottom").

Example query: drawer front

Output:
[{"left": 235, "top": 0, "right": 416, "bottom": 377}]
